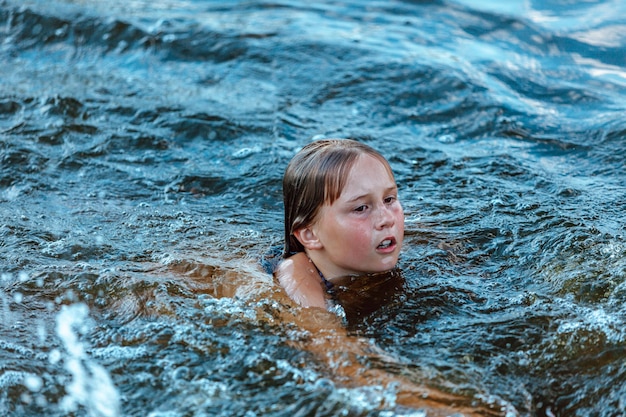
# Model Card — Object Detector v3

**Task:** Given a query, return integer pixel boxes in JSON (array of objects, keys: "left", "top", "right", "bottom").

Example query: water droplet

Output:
[
  {"left": 232, "top": 147, "right": 260, "bottom": 159},
  {"left": 437, "top": 134, "right": 456, "bottom": 143},
  {"left": 49, "top": 349, "right": 62, "bottom": 365},
  {"left": 24, "top": 374, "right": 43, "bottom": 392}
]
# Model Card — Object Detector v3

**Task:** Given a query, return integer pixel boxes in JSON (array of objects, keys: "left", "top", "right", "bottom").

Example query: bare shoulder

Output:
[{"left": 274, "top": 252, "right": 327, "bottom": 309}]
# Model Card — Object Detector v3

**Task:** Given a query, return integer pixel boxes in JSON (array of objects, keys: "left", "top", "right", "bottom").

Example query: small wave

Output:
[{"left": 1, "top": 4, "right": 253, "bottom": 64}]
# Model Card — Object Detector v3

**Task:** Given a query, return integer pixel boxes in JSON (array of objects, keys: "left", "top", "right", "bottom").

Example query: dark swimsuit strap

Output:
[
  {"left": 305, "top": 255, "right": 334, "bottom": 290},
  {"left": 320, "top": 271, "right": 334, "bottom": 291},
  {"left": 304, "top": 255, "right": 347, "bottom": 320}
]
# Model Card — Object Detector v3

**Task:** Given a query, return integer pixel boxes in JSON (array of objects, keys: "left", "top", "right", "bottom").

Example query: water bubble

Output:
[
  {"left": 55, "top": 24, "right": 68, "bottom": 37},
  {"left": 23, "top": 374, "right": 43, "bottom": 392},
  {"left": 37, "top": 322, "right": 47, "bottom": 345},
  {"left": 313, "top": 378, "right": 334, "bottom": 391},
  {"left": 172, "top": 366, "right": 190, "bottom": 381},
  {"left": 232, "top": 146, "right": 260, "bottom": 159},
  {"left": 163, "top": 34, "right": 177, "bottom": 43},
  {"left": 437, "top": 134, "right": 456, "bottom": 143},
  {"left": 20, "top": 392, "right": 32, "bottom": 405},
  {"left": 49, "top": 349, "right": 62, "bottom": 365},
  {"left": 63, "top": 289, "right": 77, "bottom": 303},
  {"left": 600, "top": 240, "right": 624, "bottom": 259}
]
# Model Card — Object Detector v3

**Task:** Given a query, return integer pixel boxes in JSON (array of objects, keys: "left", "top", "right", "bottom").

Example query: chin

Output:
[
  {"left": 372, "top": 263, "right": 398, "bottom": 273},
  {"left": 380, "top": 255, "right": 400, "bottom": 270}
]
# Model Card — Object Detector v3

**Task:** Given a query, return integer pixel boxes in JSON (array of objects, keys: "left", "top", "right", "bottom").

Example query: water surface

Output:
[{"left": 1, "top": 0, "right": 625, "bottom": 416}]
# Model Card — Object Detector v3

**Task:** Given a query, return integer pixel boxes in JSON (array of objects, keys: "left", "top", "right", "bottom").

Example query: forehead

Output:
[{"left": 340, "top": 154, "right": 396, "bottom": 196}]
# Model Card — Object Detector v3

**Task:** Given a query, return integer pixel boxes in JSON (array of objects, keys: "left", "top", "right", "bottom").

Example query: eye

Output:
[
  {"left": 354, "top": 205, "right": 368, "bottom": 212},
  {"left": 384, "top": 196, "right": 396, "bottom": 204}
]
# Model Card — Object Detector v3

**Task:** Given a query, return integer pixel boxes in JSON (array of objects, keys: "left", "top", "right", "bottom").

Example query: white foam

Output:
[
  {"left": 557, "top": 305, "right": 625, "bottom": 344},
  {"left": 55, "top": 303, "right": 121, "bottom": 417}
]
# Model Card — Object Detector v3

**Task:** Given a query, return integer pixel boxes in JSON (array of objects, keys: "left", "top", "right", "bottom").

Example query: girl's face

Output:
[{"left": 306, "top": 154, "right": 404, "bottom": 279}]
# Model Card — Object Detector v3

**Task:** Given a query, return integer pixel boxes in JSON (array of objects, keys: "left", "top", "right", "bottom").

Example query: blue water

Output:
[{"left": 1, "top": 1, "right": 625, "bottom": 416}]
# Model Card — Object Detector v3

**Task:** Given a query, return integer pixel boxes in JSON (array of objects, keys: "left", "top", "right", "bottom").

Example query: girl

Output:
[
  {"left": 275, "top": 139, "right": 405, "bottom": 310},
  {"left": 271, "top": 140, "right": 512, "bottom": 415}
]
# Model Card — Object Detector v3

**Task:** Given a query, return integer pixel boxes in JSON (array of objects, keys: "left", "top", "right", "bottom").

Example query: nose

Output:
[{"left": 376, "top": 204, "right": 395, "bottom": 230}]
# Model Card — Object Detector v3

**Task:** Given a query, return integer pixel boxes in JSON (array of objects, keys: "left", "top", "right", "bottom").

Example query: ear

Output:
[{"left": 293, "top": 226, "right": 323, "bottom": 250}]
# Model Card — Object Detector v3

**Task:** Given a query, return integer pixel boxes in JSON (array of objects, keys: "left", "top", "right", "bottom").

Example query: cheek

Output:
[
  {"left": 339, "top": 222, "right": 372, "bottom": 246},
  {"left": 394, "top": 205, "right": 405, "bottom": 226}
]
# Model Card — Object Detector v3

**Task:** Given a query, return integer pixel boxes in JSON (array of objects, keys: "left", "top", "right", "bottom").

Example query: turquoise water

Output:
[{"left": 1, "top": 1, "right": 625, "bottom": 416}]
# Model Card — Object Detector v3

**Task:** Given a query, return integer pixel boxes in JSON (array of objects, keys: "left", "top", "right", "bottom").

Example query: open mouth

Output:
[{"left": 377, "top": 238, "right": 395, "bottom": 250}]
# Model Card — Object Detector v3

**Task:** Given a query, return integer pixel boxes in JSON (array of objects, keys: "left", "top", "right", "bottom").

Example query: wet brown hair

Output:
[{"left": 282, "top": 139, "right": 394, "bottom": 256}]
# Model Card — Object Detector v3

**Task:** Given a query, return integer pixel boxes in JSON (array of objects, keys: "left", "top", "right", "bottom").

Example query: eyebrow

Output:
[{"left": 343, "top": 185, "right": 398, "bottom": 203}]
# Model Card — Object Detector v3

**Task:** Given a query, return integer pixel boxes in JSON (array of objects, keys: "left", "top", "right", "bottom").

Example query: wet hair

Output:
[{"left": 282, "top": 138, "right": 394, "bottom": 256}]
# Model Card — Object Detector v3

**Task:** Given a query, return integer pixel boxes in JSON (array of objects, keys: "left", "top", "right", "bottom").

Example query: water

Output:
[{"left": 1, "top": 0, "right": 625, "bottom": 415}]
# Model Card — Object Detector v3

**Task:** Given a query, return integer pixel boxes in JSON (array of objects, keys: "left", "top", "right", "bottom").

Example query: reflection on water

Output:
[{"left": 1, "top": 0, "right": 626, "bottom": 416}]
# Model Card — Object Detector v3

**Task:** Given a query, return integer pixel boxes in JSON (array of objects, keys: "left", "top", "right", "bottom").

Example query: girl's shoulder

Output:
[{"left": 274, "top": 252, "right": 327, "bottom": 309}]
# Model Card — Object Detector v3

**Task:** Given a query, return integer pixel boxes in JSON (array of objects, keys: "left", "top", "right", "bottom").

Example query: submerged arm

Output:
[
  {"left": 270, "top": 254, "right": 513, "bottom": 415},
  {"left": 280, "top": 306, "right": 514, "bottom": 417}
]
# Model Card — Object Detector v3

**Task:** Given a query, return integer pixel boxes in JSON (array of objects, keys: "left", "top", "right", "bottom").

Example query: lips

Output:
[{"left": 377, "top": 237, "right": 397, "bottom": 251}]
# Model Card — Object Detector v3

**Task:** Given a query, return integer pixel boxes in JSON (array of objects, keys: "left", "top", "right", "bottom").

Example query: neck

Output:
[{"left": 304, "top": 252, "right": 335, "bottom": 289}]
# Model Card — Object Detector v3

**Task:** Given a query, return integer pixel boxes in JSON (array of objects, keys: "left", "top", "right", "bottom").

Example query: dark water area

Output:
[{"left": 1, "top": 0, "right": 625, "bottom": 416}]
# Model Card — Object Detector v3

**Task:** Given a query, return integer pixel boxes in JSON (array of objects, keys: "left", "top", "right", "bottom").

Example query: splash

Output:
[{"left": 54, "top": 303, "right": 120, "bottom": 417}]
